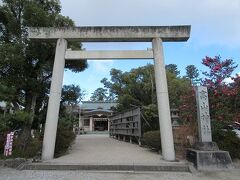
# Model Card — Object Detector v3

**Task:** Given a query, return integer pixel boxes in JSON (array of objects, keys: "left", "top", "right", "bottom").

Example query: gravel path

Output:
[
  {"left": 0, "top": 167, "right": 240, "bottom": 180},
  {"left": 47, "top": 134, "right": 165, "bottom": 164}
]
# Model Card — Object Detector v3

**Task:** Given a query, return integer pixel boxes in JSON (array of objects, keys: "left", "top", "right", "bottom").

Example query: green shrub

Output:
[
  {"left": 141, "top": 104, "right": 159, "bottom": 132},
  {"left": 0, "top": 111, "right": 32, "bottom": 130},
  {"left": 11, "top": 136, "right": 42, "bottom": 158},
  {"left": 54, "top": 120, "right": 76, "bottom": 158},
  {"left": 212, "top": 120, "right": 240, "bottom": 159},
  {"left": 0, "top": 114, "right": 76, "bottom": 159},
  {"left": 0, "top": 112, "right": 36, "bottom": 158},
  {"left": 0, "top": 133, "right": 5, "bottom": 155},
  {"left": 0, "top": 133, "right": 42, "bottom": 159},
  {"left": 142, "top": 130, "right": 161, "bottom": 151},
  {"left": 0, "top": 115, "right": 10, "bottom": 154}
]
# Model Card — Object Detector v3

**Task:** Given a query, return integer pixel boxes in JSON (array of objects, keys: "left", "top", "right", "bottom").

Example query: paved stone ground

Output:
[
  {"left": 47, "top": 134, "right": 166, "bottom": 164},
  {"left": 1, "top": 134, "right": 240, "bottom": 179},
  {"left": 0, "top": 167, "right": 240, "bottom": 180}
]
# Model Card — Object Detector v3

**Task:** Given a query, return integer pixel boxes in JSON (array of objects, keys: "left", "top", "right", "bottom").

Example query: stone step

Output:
[{"left": 19, "top": 162, "right": 190, "bottom": 172}]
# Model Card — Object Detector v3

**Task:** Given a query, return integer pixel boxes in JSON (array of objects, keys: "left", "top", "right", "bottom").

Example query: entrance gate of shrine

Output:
[{"left": 28, "top": 26, "right": 191, "bottom": 161}]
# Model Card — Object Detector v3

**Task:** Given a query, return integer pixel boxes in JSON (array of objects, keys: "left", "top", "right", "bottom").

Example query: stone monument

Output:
[{"left": 186, "top": 86, "right": 232, "bottom": 170}]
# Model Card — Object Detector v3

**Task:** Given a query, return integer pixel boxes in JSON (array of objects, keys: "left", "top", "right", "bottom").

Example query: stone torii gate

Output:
[{"left": 28, "top": 26, "right": 191, "bottom": 161}]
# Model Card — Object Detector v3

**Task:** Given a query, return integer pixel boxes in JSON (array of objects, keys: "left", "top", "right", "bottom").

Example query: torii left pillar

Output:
[{"left": 42, "top": 38, "right": 67, "bottom": 160}]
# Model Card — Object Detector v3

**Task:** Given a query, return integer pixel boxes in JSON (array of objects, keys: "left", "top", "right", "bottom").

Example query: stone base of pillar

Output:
[
  {"left": 193, "top": 142, "right": 219, "bottom": 151},
  {"left": 138, "top": 138, "right": 141, "bottom": 146},
  {"left": 186, "top": 141, "right": 232, "bottom": 170},
  {"left": 186, "top": 148, "right": 232, "bottom": 170}
]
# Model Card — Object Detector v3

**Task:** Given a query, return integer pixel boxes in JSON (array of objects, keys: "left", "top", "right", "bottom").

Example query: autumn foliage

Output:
[{"left": 179, "top": 56, "right": 239, "bottom": 125}]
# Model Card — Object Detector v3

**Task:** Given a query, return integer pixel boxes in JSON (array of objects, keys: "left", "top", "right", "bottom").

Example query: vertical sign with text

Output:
[
  {"left": 4, "top": 132, "right": 14, "bottom": 156},
  {"left": 195, "top": 86, "right": 212, "bottom": 142}
]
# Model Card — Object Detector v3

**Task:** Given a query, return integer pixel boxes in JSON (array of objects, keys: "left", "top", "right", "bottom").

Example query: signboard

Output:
[
  {"left": 4, "top": 132, "right": 14, "bottom": 156},
  {"left": 195, "top": 86, "right": 212, "bottom": 142}
]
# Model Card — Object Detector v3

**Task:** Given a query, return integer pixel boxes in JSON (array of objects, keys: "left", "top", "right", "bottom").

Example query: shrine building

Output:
[{"left": 78, "top": 101, "right": 118, "bottom": 132}]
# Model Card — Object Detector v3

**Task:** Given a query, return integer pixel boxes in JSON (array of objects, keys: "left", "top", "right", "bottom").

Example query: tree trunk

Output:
[
  {"left": 30, "top": 94, "right": 37, "bottom": 124},
  {"left": 25, "top": 90, "right": 38, "bottom": 125},
  {"left": 17, "top": 125, "right": 31, "bottom": 152},
  {"left": 148, "top": 69, "right": 155, "bottom": 104},
  {"left": 25, "top": 90, "right": 32, "bottom": 112}
]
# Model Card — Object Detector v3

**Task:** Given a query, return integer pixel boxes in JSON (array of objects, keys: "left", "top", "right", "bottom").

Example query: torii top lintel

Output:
[{"left": 28, "top": 26, "right": 191, "bottom": 42}]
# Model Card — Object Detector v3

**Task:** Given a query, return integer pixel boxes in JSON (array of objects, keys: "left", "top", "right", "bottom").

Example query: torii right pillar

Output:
[{"left": 152, "top": 38, "right": 175, "bottom": 161}]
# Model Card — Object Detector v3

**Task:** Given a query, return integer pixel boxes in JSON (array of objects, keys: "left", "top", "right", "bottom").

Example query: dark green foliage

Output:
[
  {"left": 2, "top": 111, "right": 32, "bottom": 129},
  {"left": 167, "top": 71, "right": 192, "bottom": 108},
  {"left": 0, "top": 115, "right": 8, "bottom": 133},
  {"left": 60, "top": 84, "right": 84, "bottom": 126},
  {"left": 0, "top": 111, "right": 32, "bottom": 137},
  {"left": 185, "top": 65, "right": 200, "bottom": 85},
  {"left": 165, "top": 64, "right": 180, "bottom": 76},
  {"left": 0, "top": 1, "right": 87, "bottom": 159},
  {"left": 212, "top": 121, "right": 240, "bottom": 159},
  {"left": 141, "top": 104, "right": 159, "bottom": 132},
  {"left": 54, "top": 119, "right": 76, "bottom": 158},
  {"left": 90, "top": 87, "right": 108, "bottom": 101},
  {"left": 0, "top": 84, "right": 16, "bottom": 104},
  {"left": 0, "top": 116, "right": 76, "bottom": 159},
  {"left": 0, "top": 133, "right": 5, "bottom": 155},
  {"left": 0, "top": 131, "right": 42, "bottom": 159},
  {"left": 101, "top": 64, "right": 192, "bottom": 132},
  {"left": 0, "top": 0, "right": 87, "bottom": 126},
  {"left": 0, "top": 114, "right": 13, "bottom": 154},
  {"left": 0, "top": 111, "right": 36, "bottom": 157},
  {"left": 101, "top": 65, "right": 156, "bottom": 111},
  {"left": 142, "top": 130, "right": 161, "bottom": 151},
  {"left": 11, "top": 134, "right": 42, "bottom": 158},
  {"left": 61, "top": 84, "right": 84, "bottom": 105},
  {"left": 102, "top": 64, "right": 191, "bottom": 111}
]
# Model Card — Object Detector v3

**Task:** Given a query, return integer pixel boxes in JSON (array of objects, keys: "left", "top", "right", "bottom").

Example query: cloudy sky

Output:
[{"left": 60, "top": 0, "right": 240, "bottom": 100}]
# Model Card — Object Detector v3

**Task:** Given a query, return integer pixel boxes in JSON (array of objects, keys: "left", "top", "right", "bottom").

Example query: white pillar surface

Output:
[
  {"left": 42, "top": 38, "right": 67, "bottom": 160},
  {"left": 152, "top": 38, "right": 175, "bottom": 161},
  {"left": 108, "top": 119, "right": 110, "bottom": 131},
  {"left": 89, "top": 117, "right": 93, "bottom": 132},
  {"left": 79, "top": 118, "right": 83, "bottom": 129}
]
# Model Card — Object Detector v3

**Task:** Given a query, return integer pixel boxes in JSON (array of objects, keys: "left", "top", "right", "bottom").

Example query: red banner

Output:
[{"left": 4, "top": 132, "right": 14, "bottom": 156}]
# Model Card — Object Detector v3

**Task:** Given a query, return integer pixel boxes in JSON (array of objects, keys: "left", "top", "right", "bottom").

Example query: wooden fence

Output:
[{"left": 109, "top": 108, "right": 141, "bottom": 144}]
